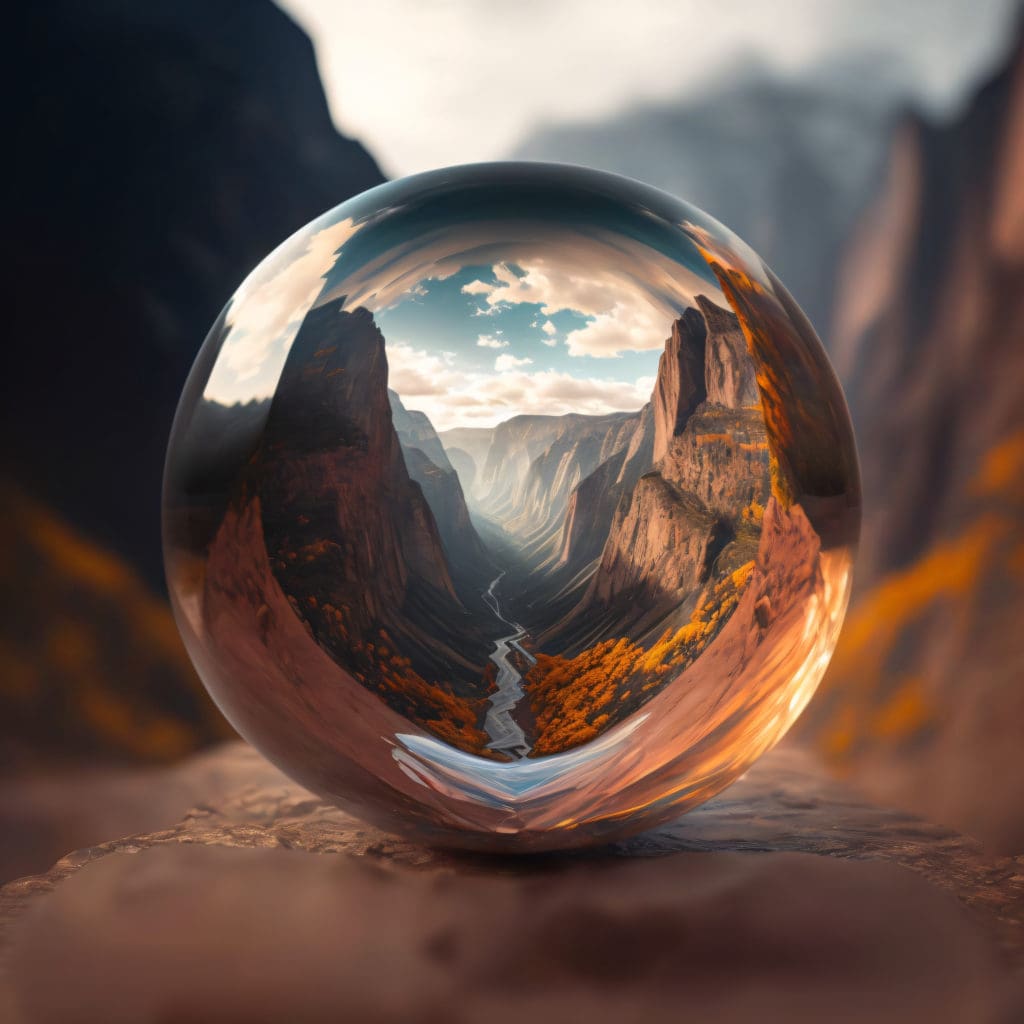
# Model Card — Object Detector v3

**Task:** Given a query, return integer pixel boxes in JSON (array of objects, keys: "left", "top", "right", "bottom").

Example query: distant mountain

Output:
[
  {"left": 802, "top": 29, "right": 1024, "bottom": 852},
  {"left": 388, "top": 390, "right": 497, "bottom": 595},
  {"left": 439, "top": 428, "right": 496, "bottom": 487},
  {"left": 497, "top": 412, "right": 640, "bottom": 566},
  {"left": 477, "top": 416, "right": 594, "bottom": 514},
  {"left": 388, "top": 391, "right": 456, "bottom": 473},
  {"left": 508, "top": 63, "right": 900, "bottom": 337},
  {"left": 556, "top": 404, "right": 654, "bottom": 581},
  {"left": 444, "top": 447, "right": 479, "bottom": 493}
]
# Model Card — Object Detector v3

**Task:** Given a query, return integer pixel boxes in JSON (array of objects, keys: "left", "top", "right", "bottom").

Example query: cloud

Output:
[
  {"left": 204, "top": 215, "right": 362, "bottom": 403},
  {"left": 293, "top": 0, "right": 1010, "bottom": 178},
  {"left": 315, "top": 219, "right": 721, "bottom": 332},
  {"left": 471, "top": 301, "right": 508, "bottom": 317},
  {"left": 564, "top": 301, "right": 668, "bottom": 358},
  {"left": 386, "top": 336, "right": 654, "bottom": 432},
  {"left": 495, "top": 353, "right": 534, "bottom": 371},
  {"left": 476, "top": 334, "right": 509, "bottom": 349},
  {"left": 460, "top": 258, "right": 671, "bottom": 358},
  {"left": 386, "top": 341, "right": 460, "bottom": 397},
  {"left": 453, "top": 370, "right": 651, "bottom": 429},
  {"left": 384, "top": 332, "right": 651, "bottom": 428}
]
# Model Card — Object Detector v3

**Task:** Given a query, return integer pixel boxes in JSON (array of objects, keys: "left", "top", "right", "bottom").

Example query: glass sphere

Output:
[{"left": 163, "top": 163, "right": 859, "bottom": 851}]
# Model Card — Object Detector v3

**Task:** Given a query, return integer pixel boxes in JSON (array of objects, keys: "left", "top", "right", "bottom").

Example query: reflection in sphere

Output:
[{"left": 163, "top": 163, "right": 859, "bottom": 851}]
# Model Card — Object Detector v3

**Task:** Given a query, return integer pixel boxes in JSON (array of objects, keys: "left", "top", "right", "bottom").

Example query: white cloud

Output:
[
  {"left": 392, "top": 363, "right": 653, "bottom": 432},
  {"left": 462, "top": 258, "right": 669, "bottom": 358},
  {"left": 541, "top": 337, "right": 558, "bottom": 348},
  {"left": 281, "top": 0, "right": 1014, "bottom": 177},
  {"left": 204, "top": 215, "right": 361, "bottom": 404},
  {"left": 564, "top": 301, "right": 668, "bottom": 358},
  {"left": 387, "top": 341, "right": 460, "bottom": 397},
  {"left": 476, "top": 334, "right": 508, "bottom": 349},
  {"left": 495, "top": 353, "right": 534, "bottom": 372}
]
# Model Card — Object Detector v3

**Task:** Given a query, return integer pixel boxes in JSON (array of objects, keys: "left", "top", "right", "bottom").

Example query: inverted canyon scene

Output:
[{"left": 163, "top": 164, "right": 860, "bottom": 849}]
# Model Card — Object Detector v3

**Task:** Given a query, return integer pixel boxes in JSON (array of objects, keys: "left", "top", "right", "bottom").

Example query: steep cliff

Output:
[
  {"left": 556, "top": 404, "right": 656, "bottom": 578},
  {"left": 255, "top": 302, "right": 495, "bottom": 692},
  {"left": 652, "top": 309, "right": 707, "bottom": 463},
  {"left": 7, "top": 0, "right": 384, "bottom": 586},
  {"left": 543, "top": 297, "right": 770, "bottom": 653},
  {"left": 388, "top": 390, "right": 455, "bottom": 473},
  {"left": 802, "top": 29, "right": 1024, "bottom": 852},
  {"left": 3, "top": 0, "right": 385, "bottom": 766},
  {"left": 438, "top": 427, "right": 495, "bottom": 496},
  {"left": 698, "top": 294, "right": 760, "bottom": 407},
  {"left": 500, "top": 412, "right": 639, "bottom": 561},
  {"left": 388, "top": 390, "right": 496, "bottom": 594},
  {"left": 445, "top": 448, "right": 478, "bottom": 493},
  {"left": 476, "top": 416, "right": 587, "bottom": 514}
]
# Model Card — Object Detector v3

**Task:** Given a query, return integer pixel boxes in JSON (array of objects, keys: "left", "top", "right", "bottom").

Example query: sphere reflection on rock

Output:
[{"left": 163, "top": 163, "right": 859, "bottom": 851}]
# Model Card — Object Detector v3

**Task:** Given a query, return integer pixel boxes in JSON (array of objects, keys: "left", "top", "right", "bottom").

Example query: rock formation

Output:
[
  {"left": 499, "top": 412, "right": 639, "bottom": 559},
  {"left": 388, "top": 389, "right": 496, "bottom": 594},
  {"left": 3, "top": 743, "right": 1020, "bottom": 1023},
  {"left": 7, "top": 0, "right": 384, "bottom": 588},
  {"left": 653, "top": 308, "right": 707, "bottom": 463},
  {"left": 2, "top": 0, "right": 385, "bottom": 768},
  {"left": 698, "top": 294, "right": 760, "bottom": 407},
  {"left": 556, "top": 403, "right": 655, "bottom": 578},
  {"left": 388, "top": 390, "right": 456, "bottom": 473},
  {"left": 254, "top": 302, "right": 495, "bottom": 691},
  {"left": 444, "top": 447, "right": 478, "bottom": 493},
  {"left": 438, "top": 427, "right": 496, "bottom": 492},
  {"left": 476, "top": 415, "right": 591, "bottom": 514},
  {"left": 801, "top": 27, "right": 1024, "bottom": 852},
  {"left": 542, "top": 297, "right": 770, "bottom": 653}
]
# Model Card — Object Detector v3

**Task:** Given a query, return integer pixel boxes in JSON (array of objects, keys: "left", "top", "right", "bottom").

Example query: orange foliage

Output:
[
  {"left": 0, "top": 486, "right": 230, "bottom": 763},
  {"left": 526, "top": 562, "right": 755, "bottom": 756},
  {"left": 741, "top": 501, "right": 766, "bottom": 526},
  {"left": 317, "top": 608, "right": 493, "bottom": 755},
  {"left": 811, "top": 514, "right": 1011, "bottom": 765}
]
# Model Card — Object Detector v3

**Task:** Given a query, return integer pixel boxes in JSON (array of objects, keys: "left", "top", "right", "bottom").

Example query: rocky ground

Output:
[{"left": 1, "top": 742, "right": 1022, "bottom": 1023}]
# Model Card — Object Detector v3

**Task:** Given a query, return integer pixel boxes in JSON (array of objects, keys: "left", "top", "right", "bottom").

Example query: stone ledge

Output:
[{"left": 2, "top": 742, "right": 1022, "bottom": 1023}]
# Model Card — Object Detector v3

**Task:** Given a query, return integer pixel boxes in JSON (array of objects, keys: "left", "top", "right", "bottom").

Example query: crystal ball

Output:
[{"left": 163, "top": 163, "right": 859, "bottom": 851}]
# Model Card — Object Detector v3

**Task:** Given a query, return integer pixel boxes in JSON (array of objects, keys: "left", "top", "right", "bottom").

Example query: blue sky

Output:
[
  {"left": 377, "top": 264, "right": 658, "bottom": 384},
  {"left": 374, "top": 259, "right": 667, "bottom": 431},
  {"left": 200, "top": 171, "right": 735, "bottom": 428}
]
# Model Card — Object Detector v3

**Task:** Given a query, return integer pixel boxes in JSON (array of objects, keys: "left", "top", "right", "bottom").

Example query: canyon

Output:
[{"left": 197, "top": 287, "right": 776, "bottom": 758}]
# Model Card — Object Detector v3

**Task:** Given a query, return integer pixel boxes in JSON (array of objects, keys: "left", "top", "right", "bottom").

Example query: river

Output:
[{"left": 481, "top": 572, "right": 535, "bottom": 759}]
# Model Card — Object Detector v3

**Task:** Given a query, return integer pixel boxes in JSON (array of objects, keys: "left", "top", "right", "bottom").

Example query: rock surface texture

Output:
[
  {"left": 1, "top": 742, "right": 1022, "bottom": 1023},
  {"left": 801, "top": 29, "right": 1024, "bottom": 852}
]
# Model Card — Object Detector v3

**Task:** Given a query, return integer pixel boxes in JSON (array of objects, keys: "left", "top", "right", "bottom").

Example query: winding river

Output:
[{"left": 481, "top": 572, "right": 535, "bottom": 759}]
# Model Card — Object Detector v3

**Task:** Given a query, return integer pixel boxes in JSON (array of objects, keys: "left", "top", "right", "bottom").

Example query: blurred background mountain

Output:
[{"left": 3, "top": 0, "right": 1022, "bottom": 875}]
